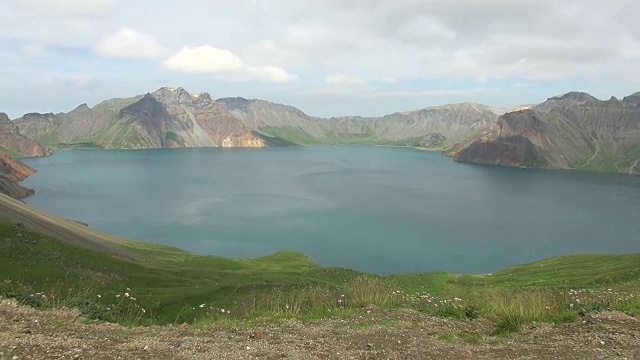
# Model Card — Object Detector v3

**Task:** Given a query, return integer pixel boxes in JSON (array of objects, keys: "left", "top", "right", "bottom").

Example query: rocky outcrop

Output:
[
  {"left": 0, "top": 113, "right": 51, "bottom": 157},
  {"left": 221, "top": 132, "right": 267, "bottom": 148},
  {"left": 451, "top": 135, "right": 546, "bottom": 168},
  {"left": 449, "top": 91, "right": 640, "bottom": 174},
  {"left": 0, "top": 151, "right": 36, "bottom": 199}
]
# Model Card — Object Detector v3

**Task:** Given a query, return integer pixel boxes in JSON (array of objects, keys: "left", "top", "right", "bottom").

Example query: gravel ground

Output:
[{"left": 2, "top": 298, "right": 640, "bottom": 359}]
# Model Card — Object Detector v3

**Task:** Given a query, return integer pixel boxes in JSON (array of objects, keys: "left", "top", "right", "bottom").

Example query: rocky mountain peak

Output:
[
  {"left": 534, "top": 92, "right": 599, "bottom": 112},
  {"left": 191, "top": 92, "right": 212, "bottom": 100},
  {"left": 0, "top": 113, "right": 10, "bottom": 124},
  {"left": 152, "top": 87, "right": 212, "bottom": 107},
  {"left": 622, "top": 91, "right": 640, "bottom": 106},
  {"left": 548, "top": 91, "right": 598, "bottom": 102}
]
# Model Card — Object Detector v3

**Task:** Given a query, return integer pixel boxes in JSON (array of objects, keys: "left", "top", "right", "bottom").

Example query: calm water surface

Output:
[{"left": 22, "top": 146, "right": 640, "bottom": 274}]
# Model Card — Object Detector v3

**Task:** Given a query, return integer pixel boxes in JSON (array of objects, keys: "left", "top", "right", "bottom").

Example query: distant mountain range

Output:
[
  {"left": 5, "top": 87, "right": 640, "bottom": 176},
  {"left": 13, "top": 87, "right": 507, "bottom": 150}
]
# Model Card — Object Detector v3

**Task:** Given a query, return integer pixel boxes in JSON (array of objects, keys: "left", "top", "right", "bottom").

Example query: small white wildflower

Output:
[
  {"left": 116, "top": 295, "right": 121, "bottom": 298},
  {"left": 221, "top": 308, "right": 225, "bottom": 313},
  {"left": 97, "top": 295, "right": 102, "bottom": 298},
  {"left": 141, "top": 308, "right": 146, "bottom": 313},
  {"left": 131, "top": 297, "right": 136, "bottom": 301},
  {"left": 124, "top": 292, "right": 130, "bottom": 298},
  {"left": 199, "top": 304, "right": 205, "bottom": 308},
  {"left": 126, "top": 288, "right": 131, "bottom": 292}
]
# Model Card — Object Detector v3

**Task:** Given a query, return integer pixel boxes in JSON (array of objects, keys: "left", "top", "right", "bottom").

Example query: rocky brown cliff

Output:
[{"left": 0, "top": 151, "right": 36, "bottom": 199}]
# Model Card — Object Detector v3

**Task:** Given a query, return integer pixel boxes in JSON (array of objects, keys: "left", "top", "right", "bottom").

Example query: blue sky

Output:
[{"left": 1, "top": 0, "right": 640, "bottom": 118}]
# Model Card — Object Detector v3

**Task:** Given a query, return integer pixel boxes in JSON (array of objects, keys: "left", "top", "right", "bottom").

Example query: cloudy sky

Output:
[{"left": 1, "top": 0, "right": 640, "bottom": 118}]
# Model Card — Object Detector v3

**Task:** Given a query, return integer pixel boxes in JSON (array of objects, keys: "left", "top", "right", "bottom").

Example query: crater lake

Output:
[{"left": 21, "top": 146, "right": 640, "bottom": 274}]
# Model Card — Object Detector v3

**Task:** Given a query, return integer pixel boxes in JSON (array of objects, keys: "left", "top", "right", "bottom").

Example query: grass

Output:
[{"left": 2, "top": 220, "right": 640, "bottom": 333}]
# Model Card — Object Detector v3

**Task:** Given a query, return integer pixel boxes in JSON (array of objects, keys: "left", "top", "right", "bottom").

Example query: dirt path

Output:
[{"left": 2, "top": 299, "right": 640, "bottom": 359}]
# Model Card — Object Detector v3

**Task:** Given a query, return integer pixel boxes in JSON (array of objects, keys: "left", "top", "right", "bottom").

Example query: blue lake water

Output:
[{"left": 21, "top": 146, "right": 640, "bottom": 275}]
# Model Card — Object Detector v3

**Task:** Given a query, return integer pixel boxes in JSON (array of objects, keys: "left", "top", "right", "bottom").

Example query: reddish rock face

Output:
[
  {"left": 0, "top": 151, "right": 36, "bottom": 199},
  {"left": 0, "top": 112, "right": 52, "bottom": 157}
]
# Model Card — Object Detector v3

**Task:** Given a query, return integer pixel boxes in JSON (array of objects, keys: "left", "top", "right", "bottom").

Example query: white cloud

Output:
[
  {"left": 247, "top": 66, "right": 297, "bottom": 84},
  {"left": 326, "top": 74, "right": 368, "bottom": 86},
  {"left": 6, "top": 0, "right": 115, "bottom": 18},
  {"left": 163, "top": 46, "right": 244, "bottom": 73},
  {"left": 163, "top": 45, "right": 296, "bottom": 83},
  {"left": 95, "top": 28, "right": 166, "bottom": 59}
]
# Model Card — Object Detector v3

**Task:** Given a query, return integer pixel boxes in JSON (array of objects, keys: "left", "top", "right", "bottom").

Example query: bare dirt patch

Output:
[{"left": 2, "top": 299, "right": 640, "bottom": 359}]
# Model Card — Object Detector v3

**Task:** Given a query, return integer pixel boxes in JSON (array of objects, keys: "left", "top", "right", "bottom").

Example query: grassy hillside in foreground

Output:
[{"left": 1, "top": 193, "right": 640, "bottom": 332}]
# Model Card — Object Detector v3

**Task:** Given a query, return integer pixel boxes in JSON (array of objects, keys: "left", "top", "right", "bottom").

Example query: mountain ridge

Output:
[{"left": 10, "top": 87, "right": 640, "bottom": 174}]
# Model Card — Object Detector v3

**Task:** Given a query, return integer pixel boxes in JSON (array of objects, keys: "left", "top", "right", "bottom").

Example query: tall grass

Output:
[
  {"left": 486, "top": 291, "right": 556, "bottom": 333},
  {"left": 397, "top": 286, "right": 640, "bottom": 333},
  {"left": 234, "top": 275, "right": 400, "bottom": 319}
]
